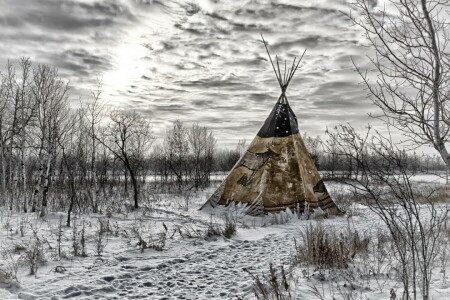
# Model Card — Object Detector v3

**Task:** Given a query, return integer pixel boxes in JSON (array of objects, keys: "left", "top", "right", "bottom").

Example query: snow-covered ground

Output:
[{"left": 0, "top": 179, "right": 449, "bottom": 300}]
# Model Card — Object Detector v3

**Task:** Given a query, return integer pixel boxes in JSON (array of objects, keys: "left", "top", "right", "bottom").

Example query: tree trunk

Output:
[
  {"left": 420, "top": 0, "right": 450, "bottom": 173},
  {"left": 40, "top": 153, "right": 52, "bottom": 217},
  {"left": 129, "top": 168, "right": 139, "bottom": 209},
  {"left": 91, "top": 136, "right": 98, "bottom": 213},
  {"left": 0, "top": 139, "right": 6, "bottom": 206},
  {"left": 21, "top": 137, "right": 27, "bottom": 212},
  {"left": 66, "top": 171, "right": 76, "bottom": 227},
  {"left": 9, "top": 142, "right": 14, "bottom": 210},
  {"left": 124, "top": 169, "right": 128, "bottom": 192}
]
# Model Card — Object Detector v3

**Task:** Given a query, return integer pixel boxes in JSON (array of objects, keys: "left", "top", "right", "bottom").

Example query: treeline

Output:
[
  {"left": 0, "top": 59, "right": 248, "bottom": 218},
  {"left": 303, "top": 131, "right": 447, "bottom": 178},
  {"left": 0, "top": 59, "right": 445, "bottom": 219}
]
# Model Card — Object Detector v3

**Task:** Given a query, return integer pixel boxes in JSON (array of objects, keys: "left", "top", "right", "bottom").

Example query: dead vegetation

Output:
[
  {"left": 174, "top": 224, "right": 203, "bottom": 239},
  {"left": 23, "top": 235, "right": 46, "bottom": 275},
  {"left": 328, "top": 186, "right": 365, "bottom": 217},
  {"left": 222, "top": 214, "right": 237, "bottom": 238},
  {"left": 245, "top": 263, "right": 292, "bottom": 300},
  {"left": 294, "top": 222, "right": 370, "bottom": 270},
  {"left": 414, "top": 185, "right": 450, "bottom": 204},
  {"left": 249, "top": 218, "right": 449, "bottom": 300},
  {"left": 0, "top": 247, "right": 20, "bottom": 282}
]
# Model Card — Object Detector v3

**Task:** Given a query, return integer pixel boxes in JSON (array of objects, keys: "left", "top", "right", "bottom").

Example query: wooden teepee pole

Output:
[
  {"left": 286, "top": 49, "right": 306, "bottom": 86},
  {"left": 260, "top": 33, "right": 282, "bottom": 88},
  {"left": 260, "top": 33, "right": 307, "bottom": 104}
]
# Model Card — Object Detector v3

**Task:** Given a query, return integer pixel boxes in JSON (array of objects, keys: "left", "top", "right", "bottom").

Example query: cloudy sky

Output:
[{"left": 0, "top": 0, "right": 383, "bottom": 148}]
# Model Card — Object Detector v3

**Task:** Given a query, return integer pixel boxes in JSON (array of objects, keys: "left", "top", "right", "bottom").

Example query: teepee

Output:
[{"left": 201, "top": 35, "right": 339, "bottom": 216}]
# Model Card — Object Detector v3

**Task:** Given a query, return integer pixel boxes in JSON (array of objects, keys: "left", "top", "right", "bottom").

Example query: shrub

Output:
[{"left": 24, "top": 238, "right": 46, "bottom": 275}]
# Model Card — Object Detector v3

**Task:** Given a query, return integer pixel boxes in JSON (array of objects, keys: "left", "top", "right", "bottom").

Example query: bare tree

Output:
[
  {"left": 152, "top": 143, "right": 169, "bottom": 187},
  {"left": 188, "top": 123, "right": 216, "bottom": 190},
  {"left": 303, "top": 133, "right": 323, "bottom": 168},
  {"left": 0, "top": 59, "right": 35, "bottom": 211},
  {"left": 84, "top": 81, "right": 105, "bottom": 213},
  {"left": 97, "top": 110, "right": 153, "bottom": 209},
  {"left": 0, "top": 62, "right": 21, "bottom": 209},
  {"left": 16, "top": 58, "right": 34, "bottom": 212},
  {"left": 0, "top": 67, "right": 8, "bottom": 206},
  {"left": 31, "top": 64, "right": 71, "bottom": 217},
  {"left": 164, "top": 120, "right": 189, "bottom": 189},
  {"left": 57, "top": 110, "right": 80, "bottom": 226},
  {"left": 213, "top": 148, "right": 240, "bottom": 173},
  {"left": 348, "top": 0, "right": 450, "bottom": 167},
  {"left": 327, "top": 124, "right": 449, "bottom": 300},
  {"left": 2, "top": 62, "right": 18, "bottom": 210},
  {"left": 236, "top": 139, "right": 247, "bottom": 157},
  {"left": 322, "top": 134, "right": 340, "bottom": 178}
]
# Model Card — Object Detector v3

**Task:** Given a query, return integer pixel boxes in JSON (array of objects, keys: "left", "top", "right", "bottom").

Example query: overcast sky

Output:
[{"left": 0, "top": 0, "right": 386, "bottom": 148}]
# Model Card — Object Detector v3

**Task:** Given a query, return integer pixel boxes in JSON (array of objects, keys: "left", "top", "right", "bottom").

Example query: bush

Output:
[{"left": 24, "top": 238, "right": 46, "bottom": 275}]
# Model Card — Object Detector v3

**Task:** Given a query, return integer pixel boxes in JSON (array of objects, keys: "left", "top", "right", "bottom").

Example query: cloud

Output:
[
  {"left": 0, "top": 0, "right": 381, "bottom": 148},
  {"left": 0, "top": 0, "right": 168, "bottom": 79},
  {"left": 1, "top": 0, "right": 135, "bottom": 30}
]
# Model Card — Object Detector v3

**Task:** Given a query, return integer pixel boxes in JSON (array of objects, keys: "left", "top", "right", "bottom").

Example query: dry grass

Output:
[
  {"left": 175, "top": 224, "right": 203, "bottom": 239},
  {"left": 128, "top": 222, "right": 167, "bottom": 252},
  {"left": 0, "top": 247, "right": 20, "bottom": 282},
  {"left": 295, "top": 223, "right": 369, "bottom": 270},
  {"left": 205, "top": 218, "right": 222, "bottom": 238},
  {"left": 328, "top": 185, "right": 365, "bottom": 217},
  {"left": 205, "top": 215, "right": 237, "bottom": 239},
  {"left": 245, "top": 263, "right": 292, "bottom": 300},
  {"left": 269, "top": 211, "right": 293, "bottom": 225},
  {"left": 223, "top": 215, "right": 237, "bottom": 238},
  {"left": 414, "top": 185, "right": 449, "bottom": 204}
]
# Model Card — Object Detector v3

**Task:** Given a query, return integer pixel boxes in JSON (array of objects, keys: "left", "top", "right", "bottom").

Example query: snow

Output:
[{"left": 0, "top": 178, "right": 449, "bottom": 299}]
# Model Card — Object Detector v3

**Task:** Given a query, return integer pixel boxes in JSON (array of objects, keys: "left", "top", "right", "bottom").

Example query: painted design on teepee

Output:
[{"left": 201, "top": 35, "right": 340, "bottom": 216}]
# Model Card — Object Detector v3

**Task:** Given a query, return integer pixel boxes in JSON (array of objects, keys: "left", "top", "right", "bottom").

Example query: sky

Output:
[{"left": 0, "top": 0, "right": 387, "bottom": 148}]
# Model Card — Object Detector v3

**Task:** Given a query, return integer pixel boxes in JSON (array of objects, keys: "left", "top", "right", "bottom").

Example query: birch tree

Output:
[
  {"left": 0, "top": 68, "right": 8, "bottom": 206},
  {"left": 31, "top": 64, "right": 71, "bottom": 217},
  {"left": 0, "top": 60, "right": 32, "bottom": 210},
  {"left": 84, "top": 82, "right": 105, "bottom": 213},
  {"left": 16, "top": 58, "right": 34, "bottom": 212},
  {"left": 2, "top": 62, "right": 17, "bottom": 209}
]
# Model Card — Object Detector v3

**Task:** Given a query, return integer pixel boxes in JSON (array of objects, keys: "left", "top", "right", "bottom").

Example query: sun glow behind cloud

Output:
[
  {"left": 101, "top": 2, "right": 176, "bottom": 104},
  {"left": 102, "top": 30, "right": 148, "bottom": 96}
]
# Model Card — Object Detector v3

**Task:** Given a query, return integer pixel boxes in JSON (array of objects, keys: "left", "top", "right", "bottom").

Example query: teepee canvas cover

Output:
[{"left": 201, "top": 36, "right": 339, "bottom": 216}]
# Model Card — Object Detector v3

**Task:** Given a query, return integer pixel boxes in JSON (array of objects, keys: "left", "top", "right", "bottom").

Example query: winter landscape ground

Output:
[{"left": 0, "top": 175, "right": 449, "bottom": 300}]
